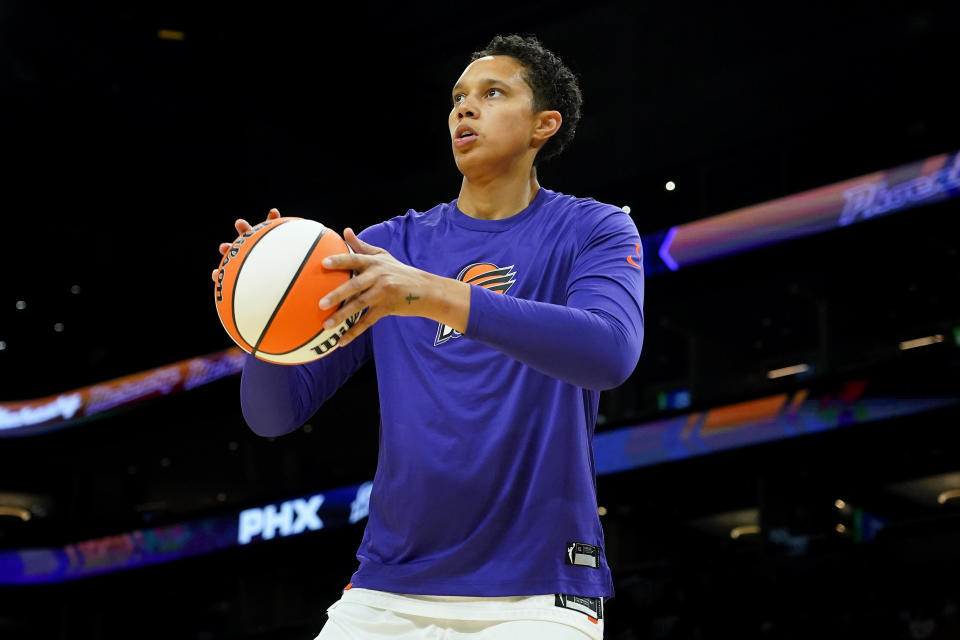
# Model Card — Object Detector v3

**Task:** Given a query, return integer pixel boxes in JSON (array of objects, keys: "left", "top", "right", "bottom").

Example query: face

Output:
[{"left": 448, "top": 55, "right": 543, "bottom": 175}]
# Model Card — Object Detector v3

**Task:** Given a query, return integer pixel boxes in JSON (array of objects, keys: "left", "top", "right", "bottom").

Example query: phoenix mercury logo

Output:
[{"left": 435, "top": 262, "right": 517, "bottom": 346}]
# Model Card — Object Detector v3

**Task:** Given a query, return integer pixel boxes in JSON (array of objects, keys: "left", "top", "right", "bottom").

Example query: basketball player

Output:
[{"left": 213, "top": 34, "right": 644, "bottom": 639}]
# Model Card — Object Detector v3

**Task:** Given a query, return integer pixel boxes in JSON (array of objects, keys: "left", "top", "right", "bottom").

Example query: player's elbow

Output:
[
  {"left": 588, "top": 348, "right": 640, "bottom": 391},
  {"left": 239, "top": 355, "right": 308, "bottom": 438},
  {"left": 585, "top": 315, "right": 643, "bottom": 390},
  {"left": 605, "top": 354, "right": 640, "bottom": 390},
  {"left": 240, "top": 398, "right": 301, "bottom": 438},
  {"left": 243, "top": 415, "right": 300, "bottom": 438}
]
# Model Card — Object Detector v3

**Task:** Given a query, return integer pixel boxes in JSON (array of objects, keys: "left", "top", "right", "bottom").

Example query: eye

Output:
[
  {"left": 452, "top": 93, "right": 465, "bottom": 105},
  {"left": 487, "top": 88, "right": 503, "bottom": 97}
]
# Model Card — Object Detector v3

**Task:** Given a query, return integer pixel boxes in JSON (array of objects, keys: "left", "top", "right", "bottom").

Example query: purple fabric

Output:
[
  {"left": 240, "top": 334, "right": 372, "bottom": 437},
  {"left": 240, "top": 188, "right": 644, "bottom": 598}
]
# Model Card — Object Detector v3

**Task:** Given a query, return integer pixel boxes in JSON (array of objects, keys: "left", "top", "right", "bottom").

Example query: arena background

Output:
[{"left": 1, "top": 2, "right": 959, "bottom": 638}]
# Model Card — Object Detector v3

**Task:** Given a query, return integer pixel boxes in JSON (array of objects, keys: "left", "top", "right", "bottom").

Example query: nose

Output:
[{"left": 455, "top": 95, "right": 478, "bottom": 120}]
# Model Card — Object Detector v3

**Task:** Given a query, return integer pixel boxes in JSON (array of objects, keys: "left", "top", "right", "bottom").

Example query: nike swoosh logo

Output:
[{"left": 627, "top": 243, "right": 643, "bottom": 269}]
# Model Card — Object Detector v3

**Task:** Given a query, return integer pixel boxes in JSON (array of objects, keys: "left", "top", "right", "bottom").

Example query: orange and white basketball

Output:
[{"left": 214, "top": 217, "right": 360, "bottom": 364}]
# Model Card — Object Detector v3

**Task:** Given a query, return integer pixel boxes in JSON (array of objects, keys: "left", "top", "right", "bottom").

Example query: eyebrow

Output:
[{"left": 452, "top": 78, "right": 509, "bottom": 92}]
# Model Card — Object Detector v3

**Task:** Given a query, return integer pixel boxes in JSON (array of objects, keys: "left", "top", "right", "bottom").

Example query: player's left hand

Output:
[{"left": 319, "top": 228, "right": 437, "bottom": 346}]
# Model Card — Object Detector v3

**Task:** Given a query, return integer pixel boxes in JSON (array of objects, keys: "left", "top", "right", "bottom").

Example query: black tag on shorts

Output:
[
  {"left": 565, "top": 541, "right": 601, "bottom": 568},
  {"left": 555, "top": 593, "right": 603, "bottom": 620}
]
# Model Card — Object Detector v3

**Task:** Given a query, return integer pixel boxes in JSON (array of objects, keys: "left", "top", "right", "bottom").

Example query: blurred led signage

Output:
[
  {"left": 0, "top": 348, "right": 245, "bottom": 437},
  {"left": 644, "top": 150, "right": 960, "bottom": 275},
  {"left": 0, "top": 481, "right": 371, "bottom": 586},
  {"left": 238, "top": 494, "right": 326, "bottom": 545},
  {"left": 657, "top": 389, "right": 691, "bottom": 411},
  {"left": 594, "top": 381, "right": 960, "bottom": 473}
]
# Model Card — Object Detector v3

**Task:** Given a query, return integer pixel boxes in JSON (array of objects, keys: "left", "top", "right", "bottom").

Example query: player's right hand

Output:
[{"left": 211, "top": 208, "right": 282, "bottom": 282}]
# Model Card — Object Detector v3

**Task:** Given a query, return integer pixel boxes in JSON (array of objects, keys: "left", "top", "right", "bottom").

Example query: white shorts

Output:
[{"left": 314, "top": 586, "right": 604, "bottom": 640}]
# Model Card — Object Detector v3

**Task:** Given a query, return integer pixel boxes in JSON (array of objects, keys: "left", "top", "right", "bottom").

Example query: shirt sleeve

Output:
[
  {"left": 463, "top": 209, "right": 645, "bottom": 391},
  {"left": 240, "top": 331, "right": 373, "bottom": 437},
  {"left": 238, "top": 223, "right": 391, "bottom": 437}
]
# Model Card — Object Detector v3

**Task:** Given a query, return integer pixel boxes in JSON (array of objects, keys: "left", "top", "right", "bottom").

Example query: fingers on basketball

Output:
[
  {"left": 341, "top": 308, "right": 378, "bottom": 346},
  {"left": 217, "top": 211, "right": 279, "bottom": 281}
]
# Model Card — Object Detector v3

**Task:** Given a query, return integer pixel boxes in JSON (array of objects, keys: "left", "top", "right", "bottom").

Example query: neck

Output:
[{"left": 457, "top": 165, "right": 541, "bottom": 221}]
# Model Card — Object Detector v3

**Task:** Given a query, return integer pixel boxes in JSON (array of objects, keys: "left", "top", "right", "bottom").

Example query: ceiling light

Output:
[
  {"left": 937, "top": 489, "right": 960, "bottom": 505},
  {"left": 157, "top": 29, "right": 185, "bottom": 41},
  {"left": 899, "top": 334, "right": 944, "bottom": 350},
  {"left": 730, "top": 525, "right": 760, "bottom": 539},
  {"left": 0, "top": 506, "right": 31, "bottom": 521},
  {"left": 767, "top": 363, "right": 810, "bottom": 379}
]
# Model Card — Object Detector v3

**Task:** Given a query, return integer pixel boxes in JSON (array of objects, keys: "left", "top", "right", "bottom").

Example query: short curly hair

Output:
[{"left": 469, "top": 34, "right": 583, "bottom": 166}]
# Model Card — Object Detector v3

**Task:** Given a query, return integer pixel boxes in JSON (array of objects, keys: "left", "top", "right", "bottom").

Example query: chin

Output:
[{"left": 453, "top": 152, "right": 479, "bottom": 175}]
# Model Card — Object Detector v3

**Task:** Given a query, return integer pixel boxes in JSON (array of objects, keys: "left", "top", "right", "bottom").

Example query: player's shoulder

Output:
[
  {"left": 357, "top": 200, "right": 448, "bottom": 249},
  {"left": 542, "top": 188, "right": 637, "bottom": 236}
]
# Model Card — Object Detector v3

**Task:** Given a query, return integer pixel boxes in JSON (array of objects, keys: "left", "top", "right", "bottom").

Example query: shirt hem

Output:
[{"left": 349, "top": 573, "right": 614, "bottom": 599}]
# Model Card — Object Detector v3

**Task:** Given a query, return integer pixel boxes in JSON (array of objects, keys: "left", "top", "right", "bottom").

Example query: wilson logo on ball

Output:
[{"left": 214, "top": 217, "right": 361, "bottom": 365}]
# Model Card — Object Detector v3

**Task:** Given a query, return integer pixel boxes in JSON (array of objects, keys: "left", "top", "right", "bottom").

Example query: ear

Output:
[{"left": 531, "top": 110, "right": 562, "bottom": 149}]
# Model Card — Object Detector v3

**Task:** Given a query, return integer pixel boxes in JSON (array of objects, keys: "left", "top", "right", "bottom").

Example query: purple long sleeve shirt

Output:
[{"left": 240, "top": 187, "right": 644, "bottom": 598}]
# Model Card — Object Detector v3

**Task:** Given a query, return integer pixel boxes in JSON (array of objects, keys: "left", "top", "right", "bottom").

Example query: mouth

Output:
[
  {"left": 453, "top": 125, "right": 478, "bottom": 148},
  {"left": 454, "top": 131, "right": 478, "bottom": 148}
]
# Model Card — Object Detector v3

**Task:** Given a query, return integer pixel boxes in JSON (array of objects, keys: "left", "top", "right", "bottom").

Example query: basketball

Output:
[{"left": 214, "top": 217, "right": 361, "bottom": 364}]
